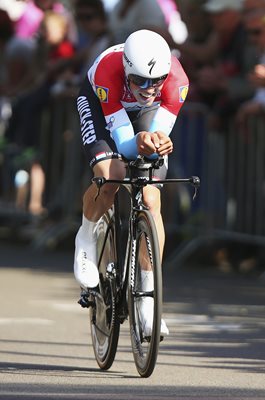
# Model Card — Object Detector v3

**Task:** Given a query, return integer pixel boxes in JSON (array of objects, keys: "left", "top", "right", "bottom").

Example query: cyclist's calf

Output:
[{"left": 143, "top": 185, "right": 164, "bottom": 260}]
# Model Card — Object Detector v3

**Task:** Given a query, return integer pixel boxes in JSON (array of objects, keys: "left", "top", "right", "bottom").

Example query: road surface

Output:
[{"left": 0, "top": 240, "right": 265, "bottom": 399}]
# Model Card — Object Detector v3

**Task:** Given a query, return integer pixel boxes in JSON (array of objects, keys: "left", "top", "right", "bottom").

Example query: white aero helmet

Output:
[{"left": 123, "top": 29, "right": 171, "bottom": 79}]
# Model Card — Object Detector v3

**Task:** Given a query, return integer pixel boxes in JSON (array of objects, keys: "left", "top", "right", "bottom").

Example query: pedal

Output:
[
  {"left": 142, "top": 335, "right": 164, "bottom": 343},
  {"left": 78, "top": 297, "right": 94, "bottom": 308},
  {"left": 78, "top": 289, "right": 95, "bottom": 308}
]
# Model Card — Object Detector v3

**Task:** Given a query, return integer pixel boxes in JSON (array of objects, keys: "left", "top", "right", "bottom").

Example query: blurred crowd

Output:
[{"left": 0, "top": 0, "right": 265, "bottom": 259}]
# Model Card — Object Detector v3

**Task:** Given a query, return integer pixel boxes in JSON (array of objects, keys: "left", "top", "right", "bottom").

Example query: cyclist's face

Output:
[{"left": 129, "top": 81, "right": 163, "bottom": 106}]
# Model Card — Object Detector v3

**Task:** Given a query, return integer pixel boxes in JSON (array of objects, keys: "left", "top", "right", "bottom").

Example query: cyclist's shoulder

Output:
[
  {"left": 159, "top": 56, "right": 189, "bottom": 111},
  {"left": 162, "top": 55, "right": 189, "bottom": 92},
  {"left": 170, "top": 55, "right": 188, "bottom": 80},
  {"left": 89, "top": 44, "right": 124, "bottom": 84},
  {"left": 94, "top": 44, "right": 124, "bottom": 71}
]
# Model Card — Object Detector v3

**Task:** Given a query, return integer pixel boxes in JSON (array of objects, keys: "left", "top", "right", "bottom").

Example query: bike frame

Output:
[
  {"left": 92, "top": 156, "right": 200, "bottom": 321},
  {"left": 79, "top": 155, "right": 200, "bottom": 375}
]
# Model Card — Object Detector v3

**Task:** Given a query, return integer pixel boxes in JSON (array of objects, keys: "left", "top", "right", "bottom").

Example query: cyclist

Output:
[{"left": 74, "top": 29, "right": 189, "bottom": 337}]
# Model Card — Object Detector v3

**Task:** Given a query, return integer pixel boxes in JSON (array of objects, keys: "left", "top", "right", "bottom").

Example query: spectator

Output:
[
  {"left": 175, "top": 0, "right": 216, "bottom": 102},
  {"left": 15, "top": 0, "right": 77, "bottom": 45},
  {"left": 74, "top": 0, "right": 111, "bottom": 79},
  {"left": 0, "top": 9, "right": 37, "bottom": 98},
  {"left": 107, "top": 0, "right": 174, "bottom": 45},
  {"left": 0, "top": 8, "right": 42, "bottom": 213},
  {"left": 0, "top": 0, "right": 26, "bottom": 21},
  {"left": 236, "top": 10, "right": 265, "bottom": 122},
  {"left": 39, "top": 0, "right": 112, "bottom": 88},
  {"left": 2, "top": 5, "right": 77, "bottom": 217},
  {"left": 37, "top": 9, "right": 76, "bottom": 92},
  {"left": 242, "top": 0, "right": 265, "bottom": 20},
  {"left": 34, "top": 0, "right": 112, "bottom": 86},
  {"left": 177, "top": 0, "right": 214, "bottom": 57},
  {"left": 191, "top": 0, "right": 255, "bottom": 129},
  {"left": 41, "top": 11, "right": 75, "bottom": 61},
  {"left": 157, "top": 0, "right": 188, "bottom": 45}
]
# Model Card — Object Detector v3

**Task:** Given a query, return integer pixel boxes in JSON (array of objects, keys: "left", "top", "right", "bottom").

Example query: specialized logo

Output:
[
  {"left": 179, "top": 85, "right": 189, "bottom": 102},
  {"left": 148, "top": 58, "right": 156, "bottom": 75},
  {"left": 96, "top": 86, "right": 109, "bottom": 102},
  {"left": 130, "top": 239, "right": 136, "bottom": 288},
  {"left": 124, "top": 52, "right": 133, "bottom": 67}
]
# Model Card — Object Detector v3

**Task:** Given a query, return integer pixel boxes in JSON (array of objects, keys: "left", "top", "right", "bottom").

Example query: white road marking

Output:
[
  {"left": 0, "top": 318, "right": 54, "bottom": 325},
  {"left": 165, "top": 314, "right": 242, "bottom": 332}
]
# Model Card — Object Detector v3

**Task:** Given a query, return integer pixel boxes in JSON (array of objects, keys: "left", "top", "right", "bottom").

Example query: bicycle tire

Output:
[
  {"left": 90, "top": 206, "right": 120, "bottom": 370},
  {"left": 128, "top": 210, "right": 162, "bottom": 377}
]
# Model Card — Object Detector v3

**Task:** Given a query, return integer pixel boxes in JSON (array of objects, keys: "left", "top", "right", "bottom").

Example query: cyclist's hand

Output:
[
  {"left": 137, "top": 131, "right": 157, "bottom": 156},
  {"left": 152, "top": 131, "right": 173, "bottom": 155}
]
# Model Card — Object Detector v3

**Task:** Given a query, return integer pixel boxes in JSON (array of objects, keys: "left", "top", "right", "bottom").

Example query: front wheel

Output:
[{"left": 128, "top": 210, "right": 162, "bottom": 377}]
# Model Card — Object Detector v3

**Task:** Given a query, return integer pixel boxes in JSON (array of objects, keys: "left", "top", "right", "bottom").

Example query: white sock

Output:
[
  {"left": 141, "top": 270, "right": 154, "bottom": 291},
  {"left": 79, "top": 215, "right": 98, "bottom": 241}
]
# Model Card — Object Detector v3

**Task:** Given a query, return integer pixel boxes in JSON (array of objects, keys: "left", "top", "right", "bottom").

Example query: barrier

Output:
[
  {"left": 31, "top": 94, "right": 89, "bottom": 248},
  {"left": 226, "top": 116, "right": 265, "bottom": 236},
  {"left": 164, "top": 104, "right": 265, "bottom": 265},
  {"left": 1, "top": 96, "right": 265, "bottom": 257}
]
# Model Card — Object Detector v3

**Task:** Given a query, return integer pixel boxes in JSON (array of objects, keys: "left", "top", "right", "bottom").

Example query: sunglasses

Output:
[{"left": 128, "top": 74, "right": 168, "bottom": 88}]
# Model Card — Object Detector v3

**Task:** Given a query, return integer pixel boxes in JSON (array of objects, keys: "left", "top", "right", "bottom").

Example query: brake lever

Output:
[
  {"left": 190, "top": 176, "right": 200, "bottom": 201},
  {"left": 92, "top": 177, "right": 106, "bottom": 201}
]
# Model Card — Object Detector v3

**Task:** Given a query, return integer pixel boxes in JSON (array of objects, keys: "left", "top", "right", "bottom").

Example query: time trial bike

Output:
[{"left": 78, "top": 155, "right": 200, "bottom": 377}]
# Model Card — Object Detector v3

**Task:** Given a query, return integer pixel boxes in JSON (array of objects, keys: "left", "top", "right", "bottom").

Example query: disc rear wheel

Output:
[{"left": 90, "top": 209, "right": 120, "bottom": 370}]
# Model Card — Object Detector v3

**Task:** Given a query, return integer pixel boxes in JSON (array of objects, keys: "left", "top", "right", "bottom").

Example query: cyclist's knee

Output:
[{"left": 143, "top": 187, "right": 161, "bottom": 215}]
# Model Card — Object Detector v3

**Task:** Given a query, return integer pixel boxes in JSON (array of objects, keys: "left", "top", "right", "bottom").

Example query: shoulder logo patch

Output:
[
  {"left": 96, "top": 86, "right": 109, "bottom": 102},
  {"left": 179, "top": 85, "right": 189, "bottom": 103}
]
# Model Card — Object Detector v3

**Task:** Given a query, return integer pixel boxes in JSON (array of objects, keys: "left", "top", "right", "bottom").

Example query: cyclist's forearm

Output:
[
  {"left": 149, "top": 107, "right": 177, "bottom": 136},
  {"left": 112, "top": 125, "right": 138, "bottom": 159}
]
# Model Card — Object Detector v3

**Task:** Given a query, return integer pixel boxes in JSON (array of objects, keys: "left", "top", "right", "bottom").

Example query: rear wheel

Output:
[
  {"left": 90, "top": 207, "right": 120, "bottom": 370},
  {"left": 128, "top": 210, "right": 162, "bottom": 377}
]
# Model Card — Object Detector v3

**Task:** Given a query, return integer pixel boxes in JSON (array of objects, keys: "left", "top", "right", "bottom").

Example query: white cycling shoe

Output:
[
  {"left": 139, "top": 297, "right": 169, "bottom": 338},
  {"left": 74, "top": 225, "right": 99, "bottom": 289}
]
